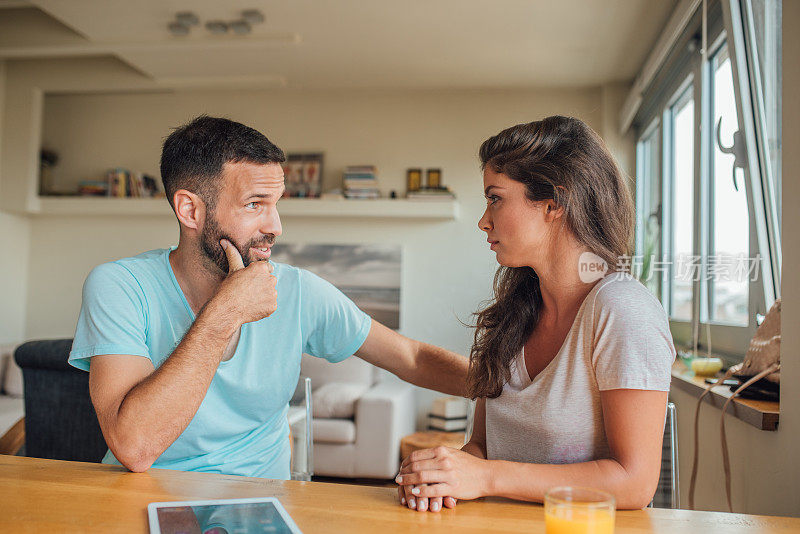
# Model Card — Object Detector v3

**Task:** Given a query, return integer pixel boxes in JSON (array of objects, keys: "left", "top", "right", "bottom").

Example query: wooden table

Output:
[
  {"left": 3, "top": 456, "right": 799, "bottom": 533},
  {"left": 399, "top": 431, "right": 466, "bottom": 460}
]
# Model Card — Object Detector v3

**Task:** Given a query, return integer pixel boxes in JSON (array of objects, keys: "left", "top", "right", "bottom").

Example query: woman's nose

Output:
[{"left": 478, "top": 209, "right": 491, "bottom": 232}]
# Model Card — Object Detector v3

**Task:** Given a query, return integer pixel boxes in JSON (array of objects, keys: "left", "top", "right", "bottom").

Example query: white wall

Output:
[
  {"left": 0, "top": 60, "right": 31, "bottom": 346},
  {"left": 19, "top": 80, "right": 613, "bottom": 425},
  {"left": 0, "top": 210, "right": 30, "bottom": 345},
  {"left": 668, "top": 2, "right": 800, "bottom": 516}
]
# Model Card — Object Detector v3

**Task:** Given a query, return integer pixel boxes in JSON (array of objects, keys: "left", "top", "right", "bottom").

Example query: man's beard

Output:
[{"left": 200, "top": 211, "right": 276, "bottom": 274}]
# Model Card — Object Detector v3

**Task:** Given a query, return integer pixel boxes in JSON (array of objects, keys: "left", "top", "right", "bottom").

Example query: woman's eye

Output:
[{"left": 485, "top": 195, "right": 499, "bottom": 205}]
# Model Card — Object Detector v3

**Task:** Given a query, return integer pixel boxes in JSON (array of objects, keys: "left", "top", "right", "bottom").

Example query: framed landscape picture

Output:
[{"left": 270, "top": 243, "right": 401, "bottom": 329}]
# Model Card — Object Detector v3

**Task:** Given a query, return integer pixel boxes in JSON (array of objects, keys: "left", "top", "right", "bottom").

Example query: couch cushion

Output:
[
  {"left": 312, "top": 382, "right": 370, "bottom": 419},
  {"left": 0, "top": 395, "right": 24, "bottom": 438},
  {"left": 313, "top": 418, "right": 356, "bottom": 444},
  {"left": 1, "top": 344, "right": 23, "bottom": 398},
  {"left": 301, "top": 353, "right": 377, "bottom": 388}
]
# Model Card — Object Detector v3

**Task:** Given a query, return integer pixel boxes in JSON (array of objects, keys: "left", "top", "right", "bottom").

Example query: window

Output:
[
  {"left": 667, "top": 89, "right": 695, "bottom": 321},
  {"left": 708, "top": 45, "right": 749, "bottom": 326},
  {"left": 747, "top": 0, "right": 782, "bottom": 221},
  {"left": 635, "top": 122, "right": 662, "bottom": 298},
  {"left": 632, "top": 0, "right": 781, "bottom": 360}
]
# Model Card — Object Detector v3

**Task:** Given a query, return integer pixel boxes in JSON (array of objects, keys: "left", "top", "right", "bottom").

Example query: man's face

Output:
[{"left": 200, "top": 161, "right": 285, "bottom": 273}]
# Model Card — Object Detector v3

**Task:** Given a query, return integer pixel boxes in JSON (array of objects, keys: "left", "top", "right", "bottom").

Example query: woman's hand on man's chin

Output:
[{"left": 395, "top": 446, "right": 491, "bottom": 511}]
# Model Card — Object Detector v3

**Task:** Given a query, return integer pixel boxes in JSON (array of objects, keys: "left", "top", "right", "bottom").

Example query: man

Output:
[{"left": 69, "top": 115, "right": 468, "bottom": 479}]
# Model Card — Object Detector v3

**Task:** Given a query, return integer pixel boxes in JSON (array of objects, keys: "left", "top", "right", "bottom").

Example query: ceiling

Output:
[{"left": 0, "top": 0, "right": 678, "bottom": 89}]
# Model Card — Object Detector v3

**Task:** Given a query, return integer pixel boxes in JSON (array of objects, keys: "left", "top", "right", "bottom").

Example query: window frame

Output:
[
  {"left": 634, "top": 117, "right": 663, "bottom": 300},
  {"left": 721, "top": 0, "right": 781, "bottom": 307},
  {"left": 662, "top": 80, "right": 695, "bottom": 321},
  {"left": 632, "top": 0, "right": 779, "bottom": 362}
]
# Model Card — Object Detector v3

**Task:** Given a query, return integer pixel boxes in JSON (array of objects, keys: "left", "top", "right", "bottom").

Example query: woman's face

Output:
[{"left": 478, "top": 168, "right": 559, "bottom": 268}]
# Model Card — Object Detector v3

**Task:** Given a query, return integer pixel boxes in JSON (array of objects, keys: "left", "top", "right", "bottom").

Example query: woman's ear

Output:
[
  {"left": 543, "top": 200, "right": 565, "bottom": 222},
  {"left": 173, "top": 189, "right": 206, "bottom": 231}
]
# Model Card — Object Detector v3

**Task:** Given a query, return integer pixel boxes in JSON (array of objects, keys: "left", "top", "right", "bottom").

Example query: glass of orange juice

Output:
[{"left": 544, "top": 486, "right": 615, "bottom": 534}]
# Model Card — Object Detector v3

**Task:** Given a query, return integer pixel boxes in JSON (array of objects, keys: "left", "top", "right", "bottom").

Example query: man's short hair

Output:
[{"left": 160, "top": 115, "right": 286, "bottom": 210}]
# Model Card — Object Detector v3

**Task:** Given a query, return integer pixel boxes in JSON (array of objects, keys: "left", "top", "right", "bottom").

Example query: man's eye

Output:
[{"left": 246, "top": 202, "right": 259, "bottom": 209}]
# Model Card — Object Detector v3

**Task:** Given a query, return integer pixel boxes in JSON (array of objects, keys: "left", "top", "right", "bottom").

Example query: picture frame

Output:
[{"left": 283, "top": 152, "right": 323, "bottom": 198}]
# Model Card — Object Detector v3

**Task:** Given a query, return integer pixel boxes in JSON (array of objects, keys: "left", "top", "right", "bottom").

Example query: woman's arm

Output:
[
  {"left": 462, "top": 397, "right": 487, "bottom": 459},
  {"left": 398, "top": 389, "right": 667, "bottom": 510}
]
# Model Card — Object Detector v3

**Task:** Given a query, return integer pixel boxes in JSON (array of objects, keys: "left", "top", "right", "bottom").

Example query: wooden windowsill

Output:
[{"left": 671, "top": 362, "right": 779, "bottom": 431}]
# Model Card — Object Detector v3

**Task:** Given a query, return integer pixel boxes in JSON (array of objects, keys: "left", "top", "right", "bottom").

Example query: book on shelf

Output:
[
  {"left": 100, "top": 168, "right": 163, "bottom": 198},
  {"left": 343, "top": 178, "right": 379, "bottom": 189},
  {"left": 406, "top": 187, "right": 455, "bottom": 200},
  {"left": 344, "top": 190, "right": 380, "bottom": 199},
  {"left": 342, "top": 165, "right": 380, "bottom": 199},
  {"left": 77, "top": 180, "right": 108, "bottom": 196},
  {"left": 430, "top": 396, "right": 469, "bottom": 419},
  {"left": 427, "top": 414, "right": 468, "bottom": 432}
]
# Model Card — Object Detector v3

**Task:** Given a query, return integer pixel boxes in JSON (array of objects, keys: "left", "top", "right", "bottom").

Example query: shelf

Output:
[
  {"left": 670, "top": 362, "right": 779, "bottom": 431},
  {"left": 29, "top": 196, "right": 459, "bottom": 219}
]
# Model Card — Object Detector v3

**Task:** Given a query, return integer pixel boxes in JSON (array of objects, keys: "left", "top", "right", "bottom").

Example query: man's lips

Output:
[{"left": 250, "top": 246, "right": 272, "bottom": 260}]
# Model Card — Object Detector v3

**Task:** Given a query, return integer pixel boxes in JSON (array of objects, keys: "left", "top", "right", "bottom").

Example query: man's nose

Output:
[{"left": 262, "top": 208, "right": 282, "bottom": 237}]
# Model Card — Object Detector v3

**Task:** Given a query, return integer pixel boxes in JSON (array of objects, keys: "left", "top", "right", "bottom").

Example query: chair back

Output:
[
  {"left": 651, "top": 401, "right": 679, "bottom": 508},
  {"left": 14, "top": 339, "right": 107, "bottom": 463}
]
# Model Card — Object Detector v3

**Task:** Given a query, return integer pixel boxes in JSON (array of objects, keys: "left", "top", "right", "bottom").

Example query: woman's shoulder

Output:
[{"left": 587, "top": 272, "right": 667, "bottom": 321}]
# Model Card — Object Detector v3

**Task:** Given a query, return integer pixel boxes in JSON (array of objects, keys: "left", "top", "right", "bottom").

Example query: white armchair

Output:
[{"left": 291, "top": 354, "right": 415, "bottom": 479}]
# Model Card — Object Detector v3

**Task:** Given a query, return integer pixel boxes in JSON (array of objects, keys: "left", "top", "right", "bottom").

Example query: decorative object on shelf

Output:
[
  {"left": 343, "top": 165, "right": 380, "bottom": 199},
  {"left": 425, "top": 168, "right": 442, "bottom": 189},
  {"left": 283, "top": 153, "right": 323, "bottom": 198},
  {"left": 406, "top": 168, "right": 422, "bottom": 193},
  {"left": 242, "top": 9, "right": 266, "bottom": 25},
  {"left": 406, "top": 167, "right": 454, "bottom": 200},
  {"left": 175, "top": 12, "right": 200, "bottom": 27},
  {"left": 38, "top": 149, "right": 59, "bottom": 196},
  {"left": 270, "top": 243, "right": 400, "bottom": 329},
  {"left": 427, "top": 396, "right": 469, "bottom": 432},
  {"left": 169, "top": 9, "right": 264, "bottom": 36},
  {"left": 205, "top": 20, "right": 229, "bottom": 34}
]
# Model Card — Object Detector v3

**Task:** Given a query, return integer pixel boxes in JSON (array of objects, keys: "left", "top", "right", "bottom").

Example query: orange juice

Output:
[
  {"left": 544, "top": 486, "right": 615, "bottom": 534},
  {"left": 545, "top": 507, "right": 615, "bottom": 534}
]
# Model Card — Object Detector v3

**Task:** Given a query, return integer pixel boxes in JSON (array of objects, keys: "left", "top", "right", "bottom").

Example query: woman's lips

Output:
[{"left": 489, "top": 240, "right": 499, "bottom": 250}]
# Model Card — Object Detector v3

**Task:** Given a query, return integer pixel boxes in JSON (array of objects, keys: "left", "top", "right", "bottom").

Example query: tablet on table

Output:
[{"left": 147, "top": 497, "right": 302, "bottom": 534}]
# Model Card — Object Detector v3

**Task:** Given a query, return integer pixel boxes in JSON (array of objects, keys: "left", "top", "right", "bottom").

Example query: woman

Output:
[{"left": 396, "top": 116, "right": 675, "bottom": 513}]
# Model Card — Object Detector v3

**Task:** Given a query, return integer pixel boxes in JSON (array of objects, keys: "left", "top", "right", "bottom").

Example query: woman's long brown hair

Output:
[{"left": 468, "top": 116, "right": 634, "bottom": 399}]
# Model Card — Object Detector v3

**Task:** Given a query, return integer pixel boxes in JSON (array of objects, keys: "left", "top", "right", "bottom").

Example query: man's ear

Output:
[{"left": 173, "top": 189, "right": 206, "bottom": 231}]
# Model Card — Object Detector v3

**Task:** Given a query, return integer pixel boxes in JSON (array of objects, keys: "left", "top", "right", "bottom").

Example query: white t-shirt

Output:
[{"left": 485, "top": 272, "right": 675, "bottom": 465}]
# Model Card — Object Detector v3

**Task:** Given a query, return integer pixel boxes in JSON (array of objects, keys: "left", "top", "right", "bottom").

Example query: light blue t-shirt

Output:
[{"left": 69, "top": 247, "right": 371, "bottom": 479}]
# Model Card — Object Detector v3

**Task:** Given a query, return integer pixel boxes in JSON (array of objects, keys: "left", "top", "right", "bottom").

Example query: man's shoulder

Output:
[
  {"left": 85, "top": 248, "right": 171, "bottom": 291},
  {"left": 272, "top": 261, "right": 313, "bottom": 284}
]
